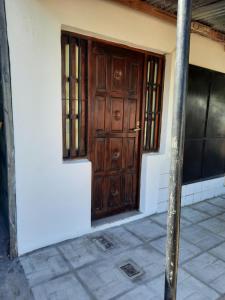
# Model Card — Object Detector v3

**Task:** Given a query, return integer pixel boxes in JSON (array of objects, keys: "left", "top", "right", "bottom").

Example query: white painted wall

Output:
[{"left": 5, "top": 0, "right": 225, "bottom": 255}]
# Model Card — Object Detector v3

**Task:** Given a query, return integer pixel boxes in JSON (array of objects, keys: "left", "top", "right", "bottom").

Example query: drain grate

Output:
[
  {"left": 93, "top": 235, "right": 114, "bottom": 251},
  {"left": 119, "top": 260, "right": 143, "bottom": 280}
]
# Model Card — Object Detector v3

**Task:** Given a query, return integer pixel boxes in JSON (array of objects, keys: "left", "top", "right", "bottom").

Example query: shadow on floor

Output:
[{"left": 0, "top": 213, "right": 33, "bottom": 300}]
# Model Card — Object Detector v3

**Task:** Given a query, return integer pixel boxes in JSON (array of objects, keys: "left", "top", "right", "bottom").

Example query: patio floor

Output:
[
  {"left": 0, "top": 213, "right": 33, "bottom": 300},
  {"left": 2, "top": 196, "right": 225, "bottom": 299}
]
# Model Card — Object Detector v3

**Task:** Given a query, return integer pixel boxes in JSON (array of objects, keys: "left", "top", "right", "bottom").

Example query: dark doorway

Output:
[
  {"left": 183, "top": 65, "right": 225, "bottom": 184},
  {"left": 90, "top": 42, "right": 144, "bottom": 220}
]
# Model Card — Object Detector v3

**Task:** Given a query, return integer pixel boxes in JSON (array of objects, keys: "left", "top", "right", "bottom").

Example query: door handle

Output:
[{"left": 133, "top": 127, "right": 141, "bottom": 132}]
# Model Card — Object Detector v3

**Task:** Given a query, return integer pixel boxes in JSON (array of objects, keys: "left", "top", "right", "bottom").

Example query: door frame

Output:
[
  {"left": 89, "top": 41, "right": 146, "bottom": 220},
  {"left": 62, "top": 30, "right": 165, "bottom": 220}
]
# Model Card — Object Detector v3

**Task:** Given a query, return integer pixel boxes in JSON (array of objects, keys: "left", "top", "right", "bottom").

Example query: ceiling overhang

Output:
[{"left": 110, "top": 0, "right": 225, "bottom": 48}]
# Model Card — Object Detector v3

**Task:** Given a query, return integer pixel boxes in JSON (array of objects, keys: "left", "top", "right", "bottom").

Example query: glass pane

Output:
[
  {"left": 76, "top": 118, "right": 79, "bottom": 151},
  {"left": 147, "top": 61, "right": 151, "bottom": 83},
  {"left": 66, "top": 99, "right": 70, "bottom": 115},
  {"left": 76, "top": 45, "right": 79, "bottom": 79},
  {"left": 146, "top": 89, "right": 149, "bottom": 114},
  {"left": 144, "top": 120, "right": 147, "bottom": 150},
  {"left": 152, "top": 89, "right": 156, "bottom": 113},
  {"left": 154, "top": 61, "right": 158, "bottom": 84},
  {"left": 62, "top": 35, "right": 88, "bottom": 158},
  {"left": 65, "top": 44, "right": 70, "bottom": 99},
  {"left": 76, "top": 83, "right": 79, "bottom": 102},
  {"left": 144, "top": 56, "right": 164, "bottom": 152},
  {"left": 65, "top": 44, "right": 70, "bottom": 77},
  {"left": 151, "top": 118, "right": 155, "bottom": 149},
  {"left": 66, "top": 81, "right": 69, "bottom": 99},
  {"left": 76, "top": 45, "right": 79, "bottom": 100},
  {"left": 66, "top": 118, "right": 70, "bottom": 150}
]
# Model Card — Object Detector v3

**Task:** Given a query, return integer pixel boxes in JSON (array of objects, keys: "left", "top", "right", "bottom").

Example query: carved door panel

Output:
[{"left": 91, "top": 42, "right": 144, "bottom": 220}]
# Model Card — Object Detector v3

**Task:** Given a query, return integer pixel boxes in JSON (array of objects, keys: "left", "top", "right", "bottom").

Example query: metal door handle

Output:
[
  {"left": 111, "top": 189, "right": 119, "bottom": 197},
  {"left": 133, "top": 127, "right": 141, "bottom": 132},
  {"left": 112, "top": 151, "right": 120, "bottom": 160}
]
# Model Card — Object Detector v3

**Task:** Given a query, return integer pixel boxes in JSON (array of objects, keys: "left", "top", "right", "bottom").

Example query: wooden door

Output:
[{"left": 90, "top": 42, "right": 144, "bottom": 220}]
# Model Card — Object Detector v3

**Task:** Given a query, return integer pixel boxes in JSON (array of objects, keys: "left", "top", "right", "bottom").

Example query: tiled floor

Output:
[{"left": 2, "top": 196, "right": 225, "bottom": 299}]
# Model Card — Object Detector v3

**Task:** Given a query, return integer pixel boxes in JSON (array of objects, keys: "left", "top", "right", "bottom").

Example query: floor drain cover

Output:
[
  {"left": 93, "top": 235, "right": 114, "bottom": 251},
  {"left": 119, "top": 260, "right": 143, "bottom": 280}
]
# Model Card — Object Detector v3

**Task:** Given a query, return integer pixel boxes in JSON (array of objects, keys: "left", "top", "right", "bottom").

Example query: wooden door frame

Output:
[{"left": 63, "top": 30, "right": 165, "bottom": 219}]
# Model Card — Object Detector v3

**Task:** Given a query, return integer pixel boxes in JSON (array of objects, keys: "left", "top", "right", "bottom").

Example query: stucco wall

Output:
[{"left": 5, "top": 0, "right": 225, "bottom": 254}]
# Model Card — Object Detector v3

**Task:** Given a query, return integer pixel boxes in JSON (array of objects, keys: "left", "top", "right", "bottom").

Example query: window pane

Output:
[
  {"left": 76, "top": 117, "right": 79, "bottom": 151},
  {"left": 143, "top": 56, "right": 164, "bottom": 152},
  {"left": 66, "top": 118, "right": 70, "bottom": 150},
  {"left": 154, "top": 61, "right": 158, "bottom": 84},
  {"left": 61, "top": 34, "right": 87, "bottom": 159}
]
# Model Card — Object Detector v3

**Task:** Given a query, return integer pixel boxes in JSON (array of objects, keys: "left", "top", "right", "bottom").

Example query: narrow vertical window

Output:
[
  {"left": 143, "top": 55, "right": 165, "bottom": 152},
  {"left": 61, "top": 34, "right": 87, "bottom": 159}
]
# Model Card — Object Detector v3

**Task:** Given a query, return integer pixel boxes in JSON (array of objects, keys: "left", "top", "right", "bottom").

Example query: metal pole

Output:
[
  {"left": 0, "top": 0, "right": 17, "bottom": 258},
  {"left": 164, "top": 1, "right": 192, "bottom": 299}
]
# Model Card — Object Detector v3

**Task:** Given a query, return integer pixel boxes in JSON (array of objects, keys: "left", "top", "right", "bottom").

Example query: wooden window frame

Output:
[
  {"left": 61, "top": 33, "right": 88, "bottom": 159},
  {"left": 61, "top": 31, "right": 165, "bottom": 159},
  {"left": 142, "top": 54, "right": 165, "bottom": 153}
]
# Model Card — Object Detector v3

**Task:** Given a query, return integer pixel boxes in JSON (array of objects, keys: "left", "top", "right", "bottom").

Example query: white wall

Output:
[{"left": 5, "top": 0, "right": 225, "bottom": 255}]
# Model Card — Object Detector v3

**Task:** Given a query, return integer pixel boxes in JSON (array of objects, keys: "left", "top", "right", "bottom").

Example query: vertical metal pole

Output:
[
  {"left": 0, "top": 0, "right": 17, "bottom": 258},
  {"left": 164, "top": 1, "right": 192, "bottom": 299}
]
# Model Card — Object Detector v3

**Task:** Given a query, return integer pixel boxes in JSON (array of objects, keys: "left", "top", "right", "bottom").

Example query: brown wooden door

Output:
[{"left": 90, "top": 42, "right": 144, "bottom": 220}]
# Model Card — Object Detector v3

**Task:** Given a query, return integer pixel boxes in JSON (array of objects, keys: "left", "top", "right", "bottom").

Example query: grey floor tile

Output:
[
  {"left": 178, "top": 238, "right": 202, "bottom": 264},
  {"left": 77, "top": 257, "right": 133, "bottom": 300},
  {"left": 181, "top": 207, "right": 209, "bottom": 223},
  {"left": 20, "top": 247, "right": 69, "bottom": 287},
  {"left": 150, "top": 213, "right": 191, "bottom": 228},
  {"left": 77, "top": 244, "right": 164, "bottom": 300},
  {"left": 59, "top": 226, "right": 142, "bottom": 270},
  {"left": 181, "top": 224, "right": 223, "bottom": 251},
  {"left": 209, "top": 242, "right": 225, "bottom": 261},
  {"left": 150, "top": 213, "right": 168, "bottom": 227},
  {"left": 116, "top": 285, "right": 159, "bottom": 300},
  {"left": 144, "top": 269, "right": 219, "bottom": 300},
  {"left": 210, "top": 273, "right": 225, "bottom": 295},
  {"left": 149, "top": 236, "right": 166, "bottom": 255},
  {"left": 208, "top": 197, "right": 225, "bottom": 209},
  {"left": 124, "top": 218, "right": 166, "bottom": 242},
  {"left": 103, "top": 226, "right": 143, "bottom": 251},
  {"left": 119, "top": 244, "right": 165, "bottom": 280},
  {"left": 32, "top": 274, "right": 91, "bottom": 300},
  {"left": 15, "top": 198, "right": 225, "bottom": 300},
  {"left": 198, "top": 218, "right": 225, "bottom": 238},
  {"left": 217, "top": 212, "right": 225, "bottom": 222},
  {"left": 191, "top": 202, "right": 224, "bottom": 217},
  {"left": 176, "top": 274, "right": 219, "bottom": 300},
  {"left": 183, "top": 253, "right": 225, "bottom": 294},
  {"left": 150, "top": 236, "right": 202, "bottom": 263},
  {"left": 58, "top": 237, "right": 99, "bottom": 269},
  {"left": 0, "top": 259, "right": 34, "bottom": 300}
]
